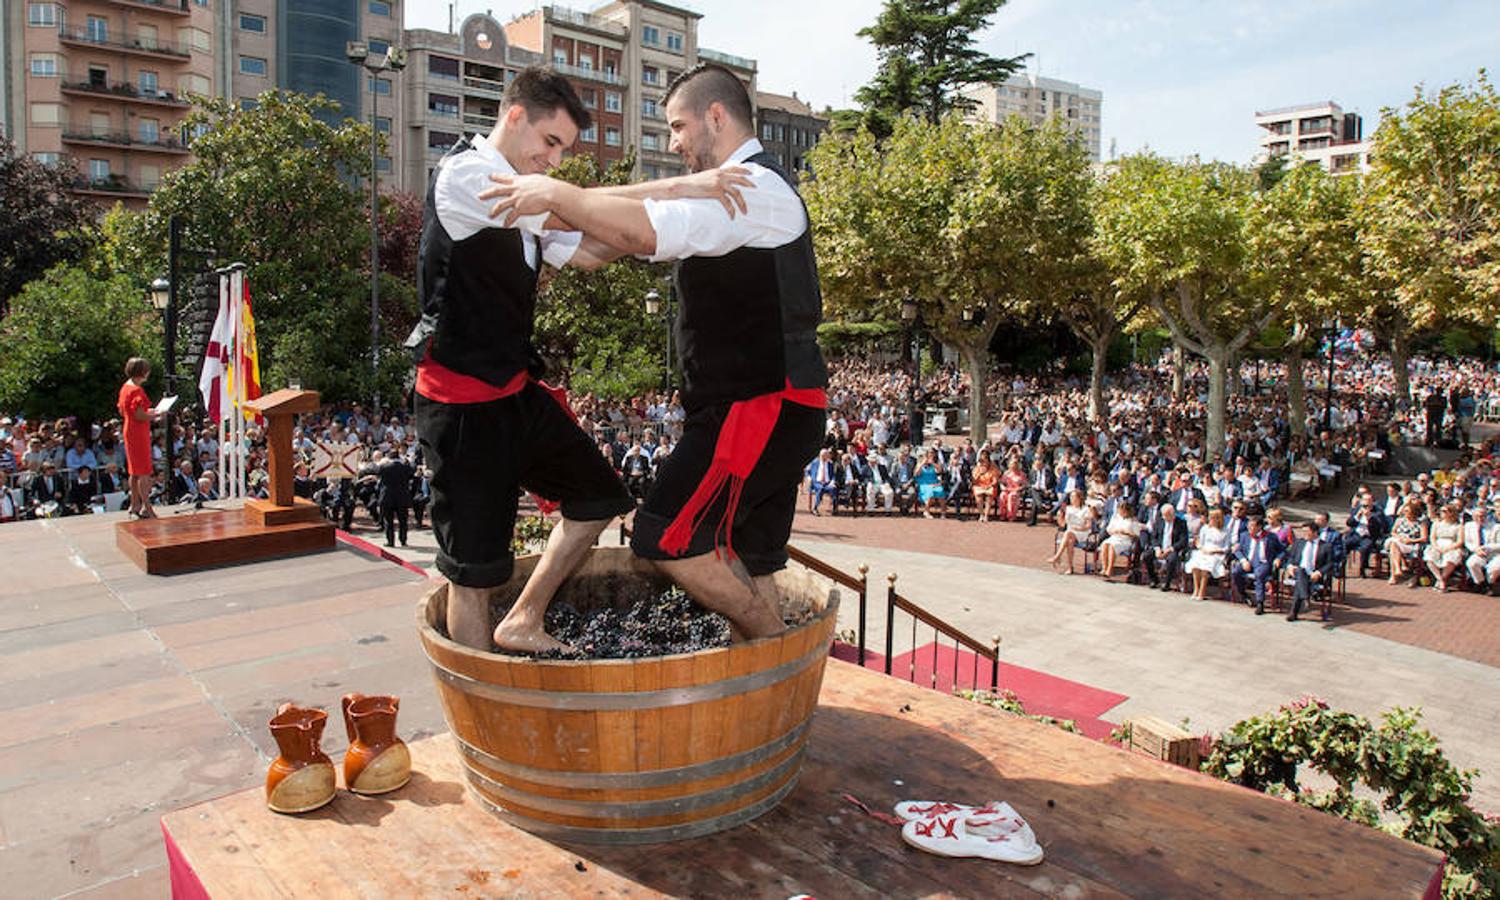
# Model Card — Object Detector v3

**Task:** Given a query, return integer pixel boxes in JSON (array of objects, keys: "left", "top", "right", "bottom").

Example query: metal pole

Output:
[
  {"left": 370, "top": 74, "right": 381, "bottom": 416},
  {"left": 1324, "top": 326, "right": 1335, "bottom": 432},
  {"left": 164, "top": 215, "right": 180, "bottom": 497}
]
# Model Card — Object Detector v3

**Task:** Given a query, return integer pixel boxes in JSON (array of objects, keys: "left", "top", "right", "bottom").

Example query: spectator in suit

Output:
[
  {"left": 411, "top": 466, "right": 432, "bottom": 528},
  {"left": 804, "top": 448, "right": 838, "bottom": 516},
  {"left": 1143, "top": 502, "right": 1189, "bottom": 591},
  {"left": 97, "top": 462, "right": 123, "bottom": 497},
  {"left": 171, "top": 460, "right": 198, "bottom": 503},
  {"left": 836, "top": 451, "right": 864, "bottom": 514},
  {"left": 1026, "top": 456, "right": 1056, "bottom": 526},
  {"left": 941, "top": 450, "right": 970, "bottom": 519},
  {"left": 892, "top": 450, "right": 918, "bottom": 514},
  {"left": 1231, "top": 515, "right": 1283, "bottom": 614},
  {"left": 1464, "top": 503, "right": 1500, "bottom": 594},
  {"left": 1285, "top": 521, "right": 1338, "bottom": 621},
  {"left": 1345, "top": 494, "right": 1389, "bottom": 578},
  {"left": 1313, "top": 512, "right": 1345, "bottom": 567},
  {"left": 66, "top": 465, "right": 97, "bottom": 514},
  {"left": 27, "top": 462, "right": 66, "bottom": 512},
  {"left": 376, "top": 451, "right": 414, "bottom": 547},
  {"left": 621, "top": 442, "right": 653, "bottom": 503},
  {"left": 196, "top": 476, "right": 219, "bottom": 502}
]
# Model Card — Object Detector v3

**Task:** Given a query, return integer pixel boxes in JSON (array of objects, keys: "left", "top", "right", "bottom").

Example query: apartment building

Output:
[
  {"left": 505, "top": 2, "right": 756, "bottom": 180},
  {"left": 1255, "top": 101, "right": 1370, "bottom": 175},
  {"left": 755, "top": 90, "right": 827, "bottom": 180},
  {"left": 404, "top": 13, "right": 543, "bottom": 191},
  {"left": 959, "top": 72, "right": 1103, "bottom": 162},
  {"left": 3, "top": 0, "right": 216, "bottom": 206}
]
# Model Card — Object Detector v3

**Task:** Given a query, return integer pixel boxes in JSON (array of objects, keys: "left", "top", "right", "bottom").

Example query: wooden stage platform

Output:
[
  {"left": 161, "top": 660, "right": 1443, "bottom": 898},
  {"left": 115, "top": 506, "right": 334, "bottom": 574}
]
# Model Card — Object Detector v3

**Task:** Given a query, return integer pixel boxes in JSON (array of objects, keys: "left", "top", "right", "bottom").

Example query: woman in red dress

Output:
[
  {"left": 117, "top": 357, "right": 162, "bottom": 518},
  {"left": 998, "top": 458, "right": 1029, "bottom": 521}
]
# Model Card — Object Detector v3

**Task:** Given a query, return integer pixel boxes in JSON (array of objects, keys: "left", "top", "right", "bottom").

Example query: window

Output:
[
  {"left": 239, "top": 56, "right": 267, "bottom": 76},
  {"left": 579, "top": 88, "right": 597, "bottom": 109},
  {"left": 90, "top": 112, "right": 111, "bottom": 135},
  {"left": 641, "top": 25, "right": 660, "bottom": 46},
  {"left": 239, "top": 13, "right": 266, "bottom": 33},
  {"left": 428, "top": 94, "right": 458, "bottom": 116},
  {"left": 137, "top": 24, "right": 160, "bottom": 50},
  {"left": 604, "top": 60, "right": 617, "bottom": 77},
  {"left": 666, "top": 32, "right": 683, "bottom": 52},
  {"left": 29, "top": 103, "right": 63, "bottom": 125},
  {"left": 180, "top": 27, "right": 211, "bottom": 52},
  {"left": 642, "top": 132, "right": 660, "bottom": 151},
  {"left": 579, "top": 55, "right": 594, "bottom": 71},
  {"left": 376, "top": 156, "right": 392, "bottom": 173},
  {"left": 553, "top": 50, "right": 567, "bottom": 65},
  {"left": 642, "top": 98, "right": 658, "bottom": 118},
  {"left": 89, "top": 159, "right": 110, "bottom": 182},
  {"left": 775, "top": 124, "right": 784, "bottom": 141},
  {"left": 180, "top": 73, "right": 210, "bottom": 95},
  {"left": 139, "top": 118, "right": 159, "bottom": 144},
  {"left": 32, "top": 152, "right": 60, "bottom": 165},
  {"left": 27, "top": 3, "right": 58, "bottom": 27},
  {"left": 580, "top": 124, "right": 597, "bottom": 143},
  {"left": 428, "top": 56, "right": 459, "bottom": 81},
  {"left": 642, "top": 65, "right": 659, "bottom": 85},
  {"left": 368, "top": 76, "right": 392, "bottom": 95},
  {"left": 368, "top": 39, "right": 390, "bottom": 57},
  {"left": 29, "top": 54, "right": 58, "bottom": 77},
  {"left": 605, "top": 127, "right": 621, "bottom": 147},
  {"left": 139, "top": 164, "right": 161, "bottom": 190},
  {"left": 375, "top": 116, "right": 391, "bottom": 133},
  {"left": 428, "top": 129, "right": 459, "bottom": 150},
  {"left": 761, "top": 122, "right": 773, "bottom": 141},
  {"left": 139, "top": 70, "right": 159, "bottom": 95},
  {"left": 86, "top": 16, "right": 109, "bottom": 43},
  {"left": 369, "top": 1, "right": 392, "bottom": 15},
  {"left": 239, "top": 98, "right": 259, "bottom": 111},
  {"left": 604, "top": 91, "right": 621, "bottom": 112}
]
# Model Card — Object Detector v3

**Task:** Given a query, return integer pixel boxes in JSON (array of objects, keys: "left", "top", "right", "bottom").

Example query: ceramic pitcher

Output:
[
  {"left": 341, "top": 693, "right": 412, "bottom": 795},
  {"left": 266, "top": 703, "right": 336, "bottom": 814}
]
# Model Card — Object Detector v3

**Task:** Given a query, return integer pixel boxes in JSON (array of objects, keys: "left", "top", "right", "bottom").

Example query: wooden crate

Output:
[{"left": 1128, "top": 716, "right": 1202, "bottom": 770}]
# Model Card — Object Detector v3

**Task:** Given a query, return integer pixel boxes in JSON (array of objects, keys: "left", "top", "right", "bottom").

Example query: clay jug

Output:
[
  {"left": 266, "top": 703, "right": 336, "bottom": 814},
  {"left": 341, "top": 693, "right": 412, "bottom": 795}
]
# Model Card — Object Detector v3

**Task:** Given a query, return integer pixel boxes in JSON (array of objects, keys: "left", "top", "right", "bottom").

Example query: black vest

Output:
[
  {"left": 404, "top": 141, "right": 542, "bottom": 387},
  {"left": 673, "top": 150, "right": 827, "bottom": 411}
]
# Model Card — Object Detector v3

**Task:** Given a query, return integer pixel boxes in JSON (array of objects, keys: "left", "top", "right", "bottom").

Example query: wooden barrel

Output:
[{"left": 416, "top": 547, "right": 839, "bottom": 844}]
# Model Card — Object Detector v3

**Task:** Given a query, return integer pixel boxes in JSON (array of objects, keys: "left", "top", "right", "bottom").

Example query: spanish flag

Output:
[{"left": 238, "top": 282, "right": 262, "bottom": 416}]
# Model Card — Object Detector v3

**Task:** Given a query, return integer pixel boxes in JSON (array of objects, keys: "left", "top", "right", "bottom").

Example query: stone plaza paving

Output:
[{"left": 0, "top": 503, "right": 1494, "bottom": 895}]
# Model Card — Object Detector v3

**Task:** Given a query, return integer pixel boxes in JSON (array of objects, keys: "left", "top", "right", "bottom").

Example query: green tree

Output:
[
  {"left": 0, "top": 136, "right": 99, "bottom": 313},
  {"left": 117, "top": 90, "right": 393, "bottom": 403},
  {"left": 1094, "top": 155, "right": 1265, "bottom": 457},
  {"left": 0, "top": 264, "right": 157, "bottom": 422},
  {"left": 851, "top": 0, "right": 1027, "bottom": 136},
  {"left": 1361, "top": 71, "right": 1500, "bottom": 404},
  {"left": 532, "top": 151, "right": 670, "bottom": 399},
  {"left": 1245, "top": 162, "right": 1363, "bottom": 435}
]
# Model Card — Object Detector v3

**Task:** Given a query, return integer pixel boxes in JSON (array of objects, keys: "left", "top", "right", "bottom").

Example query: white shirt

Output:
[
  {"left": 434, "top": 135, "right": 581, "bottom": 270},
  {"left": 643, "top": 138, "right": 808, "bottom": 262},
  {"left": 1302, "top": 540, "right": 1319, "bottom": 571}
]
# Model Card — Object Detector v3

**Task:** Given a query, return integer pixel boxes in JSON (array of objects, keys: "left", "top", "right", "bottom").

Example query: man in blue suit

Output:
[
  {"left": 1285, "top": 521, "right": 1339, "bottom": 621},
  {"left": 1232, "top": 515, "right": 1284, "bottom": 614}
]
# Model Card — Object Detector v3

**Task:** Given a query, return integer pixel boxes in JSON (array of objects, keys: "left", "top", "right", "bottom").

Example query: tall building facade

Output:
[
  {"left": 1255, "top": 101, "right": 1370, "bottom": 175},
  {"left": 404, "top": 13, "right": 543, "bottom": 192},
  {"left": 1, "top": 0, "right": 406, "bottom": 205},
  {"left": 503, "top": 2, "right": 756, "bottom": 180},
  {"left": 3, "top": 0, "right": 217, "bottom": 205},
  {"left": 959, "top": 73, "right": 1103, "bottom": 162},
  {"left": 754, "top": 90, "right": 826, "bottom": 180}
]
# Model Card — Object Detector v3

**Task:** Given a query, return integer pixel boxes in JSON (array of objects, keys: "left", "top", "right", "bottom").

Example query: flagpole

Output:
[
  {"left": 233, "top": 267, "right": 246, "bottom": 499},
  {"left": 217, "top": 270, "right": 229, "bottom": 497}
]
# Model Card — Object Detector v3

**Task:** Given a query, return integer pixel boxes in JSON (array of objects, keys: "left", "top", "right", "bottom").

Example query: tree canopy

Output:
[{"left": 0, "top": 136, "right": 99, "bottom": 314}]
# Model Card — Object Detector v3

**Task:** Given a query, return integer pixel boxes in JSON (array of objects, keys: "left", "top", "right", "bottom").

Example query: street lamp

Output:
[
  {"left": 645, "top": 287, "right": 673, "bottom": 393},
  {"left": 901, "top": 299, "right": 923, "bottom": 443},
  {"left": 346, "top": 41, "right": 406, "bottom": 415}
]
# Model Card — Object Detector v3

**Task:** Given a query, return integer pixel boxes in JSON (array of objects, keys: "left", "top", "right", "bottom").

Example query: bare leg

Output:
[
  {"left": 494, "top": 516, "right": 610, "bottom": 653},
  {"left": 657, "top": 554, "right": 783, "bottom": 640},
  {"left": 447, "top": 583, "right": 492, "bottom": 651}
]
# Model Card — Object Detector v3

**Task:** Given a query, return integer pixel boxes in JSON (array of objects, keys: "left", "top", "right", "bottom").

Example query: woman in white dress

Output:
[
  {"left": 1049, "top": 489, "right": 1095, "bottom": 576},
  {"left": 1424, "top": 503, "right": 1465, "bottom": 592},
  {"left": 1185, "top": 508, "right": 1230, "bottom": 599},
  {"left": 1097, "top": 502, "right": 1141, "bottom": 583}
]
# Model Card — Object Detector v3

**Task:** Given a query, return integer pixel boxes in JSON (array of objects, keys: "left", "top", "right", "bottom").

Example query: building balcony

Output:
[
  {"left": 554, "top": 62, "right": 627, "bottom": 87},
  {"left": 62, "top": 126, "right": 190, "bottom": 154},
  {"left": 69, "top": 175, "right": 153, "bottom": 199},
  {"left": 105, "top": 0, "right": 191, "bottom": 16},
  {"left": 58, "top": 27, "right": 193, "bottom": 61},
  {"left": 542, "top": 5, "right": 628, "bottom": 38},
  {"left": 698, "top": 48, "right": 757, "bottom": 72},
  {"left": 462, "top": 75, "right": 504, "bottom": 99},
  {"left": 60, "top": 76, "right": 191, "bottom": 108},
  {"left": 462, "top": 112, "right": 497, "bottom": 130}
]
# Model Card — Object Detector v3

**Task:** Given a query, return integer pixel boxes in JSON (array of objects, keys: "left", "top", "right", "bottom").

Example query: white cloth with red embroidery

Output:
[{"left": 894, "top": 800, "right": 1044, "bottom": 865}]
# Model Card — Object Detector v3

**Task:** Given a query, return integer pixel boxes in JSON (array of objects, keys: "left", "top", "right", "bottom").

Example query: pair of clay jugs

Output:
[{"left": 265, "top": 693, "right": 412, "bottom": 814}]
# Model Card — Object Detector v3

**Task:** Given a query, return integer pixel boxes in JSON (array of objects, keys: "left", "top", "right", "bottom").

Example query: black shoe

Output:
[
  {"left": 1286, "top": 611, "right": 1298, "bottom": 621},
  {"left": 1255, "top": 604, "right": 1265, "bottom": 615}
]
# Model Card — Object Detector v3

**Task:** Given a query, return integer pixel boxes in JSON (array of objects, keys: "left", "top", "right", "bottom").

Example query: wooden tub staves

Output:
[{"left": 416, "top": 547, "right": 839, "bottom": 844}]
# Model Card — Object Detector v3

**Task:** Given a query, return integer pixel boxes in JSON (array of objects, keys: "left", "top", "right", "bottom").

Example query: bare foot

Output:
[{"left": 493, "top": 620, "right": 573, "bottom": 655}]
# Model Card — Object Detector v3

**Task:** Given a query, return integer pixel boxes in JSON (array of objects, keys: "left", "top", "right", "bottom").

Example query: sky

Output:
[{"left": 406, "top": 0, "right": 1500, "bottom": 164}]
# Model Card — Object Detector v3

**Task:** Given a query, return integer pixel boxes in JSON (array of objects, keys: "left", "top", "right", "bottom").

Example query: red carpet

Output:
[{"left": 831, "top": 641, "right": 1128, "bottom": 741}]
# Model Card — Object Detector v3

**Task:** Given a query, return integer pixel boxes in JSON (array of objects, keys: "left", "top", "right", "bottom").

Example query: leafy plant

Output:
[
  {"left": 1204, "top": 699, "right": 1499, "bottom": 898},
  {"left": 511, "top": 515, "right": 554, "bottom": 554},
  {"left": 959, "top": 688, "right": 1081, "bottom": 735}
]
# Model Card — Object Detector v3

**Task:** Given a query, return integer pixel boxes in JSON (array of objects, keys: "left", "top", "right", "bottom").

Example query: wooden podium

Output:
[{"left": 116, "top": 389, "right": 335, "bottom": 574}]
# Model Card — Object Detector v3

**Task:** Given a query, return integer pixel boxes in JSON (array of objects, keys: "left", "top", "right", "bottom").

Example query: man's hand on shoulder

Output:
[
  {"left": 480, "top": 173, "right": 568, "bottom": 227},
  {"left": 668, "top": 166, "right": 755, "bottom": 217}
]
